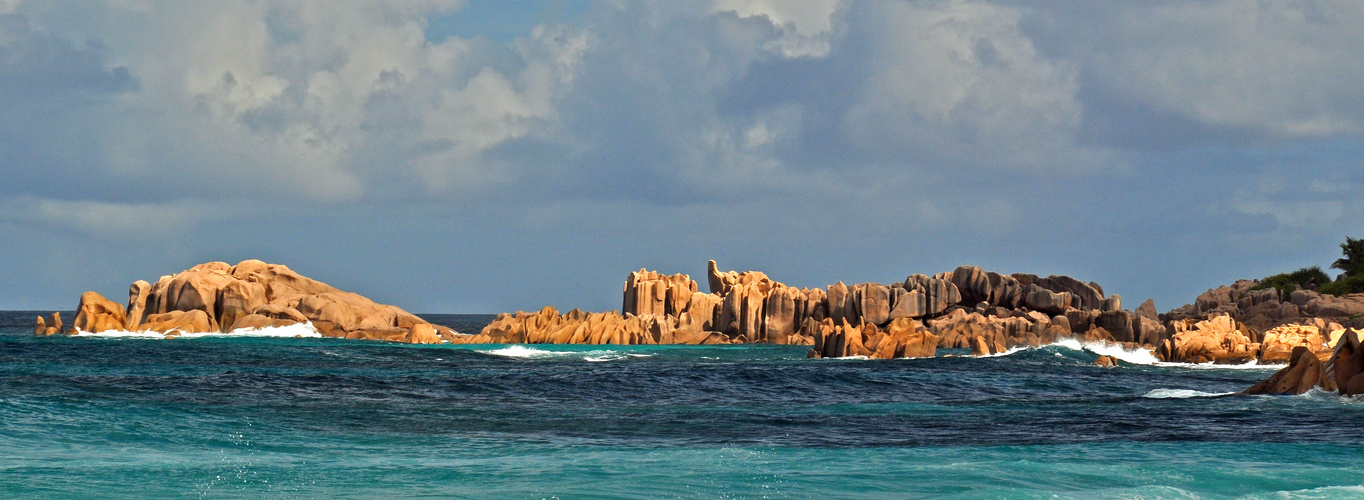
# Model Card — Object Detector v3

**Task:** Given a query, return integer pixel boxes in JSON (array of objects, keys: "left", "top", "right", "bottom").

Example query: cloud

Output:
[
  {"left": 0, "top": 13, "right": 138, "bottom": 98},
  {"left": 1016, "top": 0, "right": 1364, "bottom": 147},
  {"left": 1, "top": 0, "right": 1363, "bottom": 313}
]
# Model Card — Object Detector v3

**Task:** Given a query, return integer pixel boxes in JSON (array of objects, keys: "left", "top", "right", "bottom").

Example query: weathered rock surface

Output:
[
  {"left": 1094, "top": 355, "right": 1118, "bottom": 368},
  {"left": 1244, "top": 346, "right": 1329, "bottom": 395},
  {"left": 1156, "top": 315, "right": 1256, "bottom": 364},
  {"left": 73, "top": 291, "right": 126, "bottom": 333},
  {"left": 49, "top": 260, "right": 449, "bottom": 344},
  {"left": 1257, "top": 324, "right": 1330, "bottom": 364},
  {"left": 1244, "top": 328, "right": 1364, "bottom": 395}
]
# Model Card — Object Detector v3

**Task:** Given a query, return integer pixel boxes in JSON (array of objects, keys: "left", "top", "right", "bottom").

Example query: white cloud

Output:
[{"left": 1033, "top": 0, "right": 1364, "bottom": 139}]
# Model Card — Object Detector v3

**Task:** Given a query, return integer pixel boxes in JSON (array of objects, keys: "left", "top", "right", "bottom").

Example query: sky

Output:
[{"left": 1, "top": 0, "right": 1362, "bottom": 314}]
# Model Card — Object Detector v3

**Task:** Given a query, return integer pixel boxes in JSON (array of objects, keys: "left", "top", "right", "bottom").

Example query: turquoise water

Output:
[{"left": 2, "top": 312, "right": 1363, "bottom": 498}]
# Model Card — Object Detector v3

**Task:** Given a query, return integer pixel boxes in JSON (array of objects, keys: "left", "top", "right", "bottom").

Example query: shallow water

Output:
[{"left": 2, "top": 311, "right": 1362, "bottom": 498}]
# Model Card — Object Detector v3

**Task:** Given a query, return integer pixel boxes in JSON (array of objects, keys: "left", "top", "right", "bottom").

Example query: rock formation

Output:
[
  {"left": 1156, "top": 315, "right": 1257, "bottom": 364},
  {"left": 1245, "top": 328, "right": 1364, "bottom": 395},
  {"left": 471, "top": 260, "right": 1169, "bottom": 356},
  {"left": 43, "top": 260, "right": 453, "bottom": 344}
]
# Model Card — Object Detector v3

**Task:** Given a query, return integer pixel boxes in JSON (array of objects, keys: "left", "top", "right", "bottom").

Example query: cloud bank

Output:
[{"left": 1, "top": 0, "right": 1362, "bottom": 313}]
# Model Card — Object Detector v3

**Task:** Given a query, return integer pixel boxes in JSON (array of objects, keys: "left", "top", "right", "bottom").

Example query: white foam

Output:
[
  {"left": 1051, "top": 338, "right": 1162, "bottom": 365},
  {"left": 1142, "top": 388, "right": 1234, "bottom": 399},
  {"left": 478, "top": 345, "right": 650, "bottom": 362},
  {"left": 1160, "top": 359, "right": 1284, "bottom": 370},
  {"left": 184, "top": 322, "right": 322, "bottom": 338},
  {"left": 74, "top": 322, "right": 323, "bottom": 339},
  {"left": 479, "top": 345, "right": 559, "bottom": 358}
]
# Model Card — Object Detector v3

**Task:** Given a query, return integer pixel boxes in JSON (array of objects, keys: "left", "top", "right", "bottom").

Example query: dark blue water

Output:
[{"left": 2, "top": 311, "right": 1363, "bottom": 498}]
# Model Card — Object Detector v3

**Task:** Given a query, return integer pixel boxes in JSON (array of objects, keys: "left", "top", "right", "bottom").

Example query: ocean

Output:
[{"left": 2, "top": 311, "right": 1362, "bottom": 498}]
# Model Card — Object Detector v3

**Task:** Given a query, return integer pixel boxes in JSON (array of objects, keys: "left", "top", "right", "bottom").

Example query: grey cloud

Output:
[
  {"left": 2, "top": 0, "right": 1363, "bottom": 315},
  {"left": 0, "top": 13, "right": 138, "bottom": 98}
]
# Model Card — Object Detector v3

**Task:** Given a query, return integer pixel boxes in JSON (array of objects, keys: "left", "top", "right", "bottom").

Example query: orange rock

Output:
[
  {"left": 1245, "top": 346, "right": 1329, "bottom": 395},
  {"left": 1159, "top": 315, "right": 1256, "bottom": 364},
  {"left": 971, "top": 336, "right": 991, "bottom": 356},
  {"left": 1094, "top": 355, "right": 1118, "bottom": 368},
  {"left": 126, "top": 281, "right": 150, "bottom": 330},
  {"left": 1258, "top": 324, "right": 1329, "bottom": 363},
  {"left": 73, "top": 291, "right": 127, "bottom": 333},
  {"left": 227, "top": 313, "right": 296, "bottom": 331},
  {"left": 216, "top": 280, "right": 266, "bottom": 333},
  {"left": 1330, "top": 329, "right": 1364, "bottom": 396},
  {"left": 140, "top": 309, "right": 213, "bottom": 334}
]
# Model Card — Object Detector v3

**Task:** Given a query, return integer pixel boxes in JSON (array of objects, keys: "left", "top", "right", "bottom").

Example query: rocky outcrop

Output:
[
  {"left": 1094, "top": 355, "right": 1118, "bottom": 368},
  {"left": 1156, "top": 315, "right": 1256, "bottom": 364},
  {"left": 72, "top": 291, "right": 126, "bottom": 333},
  {"left": 457, "top": 306, "right": 738, "bottom": 346},
  {"left": 439, "top": 259, "right": 1177, "bottom": 354},
  {"left": 1244, "top": 328, "right": 1364, "bottom": 395},
  {"left": 46, "top": 260, "right": 453, "bottom": 344},
  {"left": 1257, "top": 324, "right": 1331, "bottom": 364},
  {"left": 33, "top": 312, "right": 61, "bottom": 336}
]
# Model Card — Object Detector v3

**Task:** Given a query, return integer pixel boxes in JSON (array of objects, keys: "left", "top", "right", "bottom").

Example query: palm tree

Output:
[{"left": 1331, "top": 236, "right": 1364, "bottom": 279}]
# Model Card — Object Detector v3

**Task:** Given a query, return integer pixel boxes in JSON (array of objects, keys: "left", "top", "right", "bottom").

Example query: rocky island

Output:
[
  {"left": 39, "top": 256, "right": 1364, "bottom": 396},
  {"left": 36, "top": 260, "right": 457, "bottom": 344}
]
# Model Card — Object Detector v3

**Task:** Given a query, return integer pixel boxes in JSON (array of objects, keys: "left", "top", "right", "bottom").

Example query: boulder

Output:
[
  {"left": 1094, "top": 310, "right": 1135, "bottom": 343},
  {"left": 1330, "top": 329, "right": 1364, "bottom": 396},
  {"left": 216, "top": 280, "right": 266, "bottom": 333},
  {"left": 762, "top": 285, "right": 801, "bottom": 344},
  {"left": 827, "top": 282, "right": 855, "bottom": 325},
  {"left": 858, "top": 283, "right": 892, "bottom": 326},
  {"left": 887, "top": 287, "right": 927, "bottom": 320},
  {"left": 227, "top": 313, "right": 297, "bottom": 331},
  {"left": 1258, "top": 324, "right": 1330, "bottom": 364},
  {"left": 1244, "top": 346, "right": 1328, "bottom": 395},
  {"left": 72, "top": 291, "right": 126, "bottom": 333},
  {"left": 1158, "top": 315, "right": 1256, "bottom": 364},
  {"left": 1100, "top": 294, "right": 1122, "bottom": 312},
  {"left": 1024, "top": 286, "right": 1072, "bottom": 315},
  {"left": 1034, "top": 275, "right": 1104, "bottom": 310},
  {"left": 126, "top": 280, "right": 150, "bottom": 330},
  {"left": 623, "top": 269, "right": 697, "bottom": 317},
  {"left": 871, "top": 318, "right": 939, "bottom": 359},
  {"left": 1094, "top": 355, "right": 1118, "bottom": 368},
  {"left": 951, "top": 266, "right": 992, "bottom": 306},
  {"left": 140, "top": 309, "right": 214, "bottom": 334},
  {"left": 903, "top": 275, "right": 960, "bottom": 316},
  {"left": 1136, "top": 299, "right": 1158, "bottom": 321}
]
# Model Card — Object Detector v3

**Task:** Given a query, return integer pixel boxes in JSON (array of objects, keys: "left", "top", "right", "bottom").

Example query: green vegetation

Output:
[
  {"left": 1331, "top": 236, "right": 1364, "bottom": 279},
  {"left": 1320, "top": 274, "right": 1364, "bottom": 296},
  {"left": 1252, "top": 266, "right": 1332, "bottom": 299}
]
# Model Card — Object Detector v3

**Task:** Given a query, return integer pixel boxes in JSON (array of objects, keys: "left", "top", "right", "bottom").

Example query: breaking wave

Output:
[
  {"left": 1142, "top": 389, "right": 1235, "bottom": 399},
  {"left": 478, "top": 345, "right": 653, "bottom": 362},
  {"left": 990, "top": 338, "right": 1285, "bottom": 370},
  {"left": 74, "top": 322, "right": 323, "bottom": 339}
]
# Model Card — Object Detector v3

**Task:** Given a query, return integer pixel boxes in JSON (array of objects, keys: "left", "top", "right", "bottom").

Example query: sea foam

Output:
[
  {"left": 75, "top": 322, "right": 323, "bottom": 339},
  {"left": 1142, "top": 388, "right": 1235, "bottom": 399},
  {"left": 479, "top": 345, "right": 652, "bottom": 362}
]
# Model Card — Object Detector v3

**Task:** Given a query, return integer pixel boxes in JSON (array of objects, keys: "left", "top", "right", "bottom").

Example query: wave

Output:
[
  {"left": 1050, "top": 338, "right": 1161, "bottom": 365},
  {"left": 1142, "top": 388, "right": 1235, "bottom": 399},
  {"left": 74, "top": 322, "right": 323, "bottom": 339},
  {"left": 990, "top": 338, "right": 1286, "bottom": 370},
  {"left": 478, "top": 345, "right": 653, "bottom": 362}
]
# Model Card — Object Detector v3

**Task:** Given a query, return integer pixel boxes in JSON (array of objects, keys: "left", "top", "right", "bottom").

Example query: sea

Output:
[{"left": 2, "top": 311, "right": 1362, "bottom": 499}]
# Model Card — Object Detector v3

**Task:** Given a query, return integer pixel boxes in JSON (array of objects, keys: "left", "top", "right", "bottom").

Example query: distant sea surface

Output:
[{"left": 2, "top": 311, "right": 1363, "bottom": 498}]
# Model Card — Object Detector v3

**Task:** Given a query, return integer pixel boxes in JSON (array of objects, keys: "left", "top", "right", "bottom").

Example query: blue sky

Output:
[{"left": 1, "top": 0, "right": 1362, "bottom": 313}]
